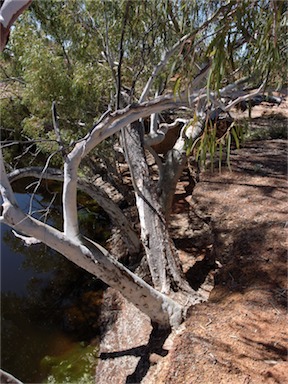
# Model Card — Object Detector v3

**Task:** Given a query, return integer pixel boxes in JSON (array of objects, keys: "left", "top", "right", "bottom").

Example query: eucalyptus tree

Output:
[{"left": 1, "top": 0, "right": 286, "bottom": 329}]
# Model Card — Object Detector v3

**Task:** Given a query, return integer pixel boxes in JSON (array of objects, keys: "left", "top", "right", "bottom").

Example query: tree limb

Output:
[
  {"left": 61, "top": 78, "right": 264, "bottom": 240},
  {"left": 0, "top": 0, "right": 32, "bottom": 51},
  {"left": 116, "top": 0, "right": 130, "bottom": 110},
  {"left": 1, "top": 193, "right": 183, "bottom": 328},
  {"left": 52, "top": 101, "right": 65, "bottom": 153},
  {"left": 223, "top": 80, "right": 267, "bottom": 111},
  {"left": 8, "top": 166, "right": 140, "bottom": 253}
]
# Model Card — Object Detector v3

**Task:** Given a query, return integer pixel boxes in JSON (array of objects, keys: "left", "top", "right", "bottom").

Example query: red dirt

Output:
[
  {"left": 96, "top": 100, "right": 288, "bottom": 384},
  {"left": 152, "top": 137, "right": 288, "bottom": 384}
]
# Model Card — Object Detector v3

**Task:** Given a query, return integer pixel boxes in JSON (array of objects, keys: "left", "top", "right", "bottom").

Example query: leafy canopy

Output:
[{"left": 1, "top": 0, "right": 286, "bottom": 166}]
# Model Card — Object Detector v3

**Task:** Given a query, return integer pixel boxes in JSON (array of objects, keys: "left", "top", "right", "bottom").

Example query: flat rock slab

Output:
[{"left": 95, "top": 288, "right": 152, "bottom": 384}]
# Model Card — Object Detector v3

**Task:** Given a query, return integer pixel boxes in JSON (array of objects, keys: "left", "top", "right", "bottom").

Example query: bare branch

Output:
[
  {"left": 60, "top": 82, "right": 241, "bottom": 238},
  {"left": 52, "top": 101, "right": 65, "bottom": 153},
  {"left": 223, "top": 80, "right": 267, "bottom": 111},
  {"left": 60, "top": 93, "right": 194, "bottom": 239},
  {"left": 12, "top": 229, "right": 41, "bottom": 245},
  {"left": 0, "top": 0, "right": 32, "bottom": 51},
  {"left": 1, "top": 197, "right": 183, "bottom": 328},
  {"left": 0, "top": 139, "right": 61, "bottom": 149},
  {"left": 102, "top": 2, "right": 117, "bottom": 88},
  {"left": 8, "top": 166, "right": 140, "bottom": 253},
  {"left": 0, "top": 148, "right": 17, "bottom": 207},
  {"left": 116, "top": 0, "right": 130, "bottom": 110}
]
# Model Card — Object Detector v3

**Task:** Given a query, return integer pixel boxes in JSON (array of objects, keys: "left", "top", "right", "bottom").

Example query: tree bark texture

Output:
[
  {"left": 122, "top": 121, "right": 194, "bottom": 296},
  {"left": 158, "top": 138, "right": 188, "bottom": 222}
]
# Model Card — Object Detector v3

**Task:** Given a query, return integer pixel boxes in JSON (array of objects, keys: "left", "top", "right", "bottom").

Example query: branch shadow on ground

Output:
[
  {"left": 99, "top": 323, "right": 170, "bottom": 383},
  {"left": 207, "top": 220, "right": 288, "bottom": 311}
]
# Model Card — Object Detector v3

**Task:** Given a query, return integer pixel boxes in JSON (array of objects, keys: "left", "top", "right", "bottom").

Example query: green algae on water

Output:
[{"left": 41, "top": 342, "right": 98, "bottom": 384}]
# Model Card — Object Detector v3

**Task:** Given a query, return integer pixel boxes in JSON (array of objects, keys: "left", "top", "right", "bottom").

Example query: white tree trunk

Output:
[
  {"left": 121, "top": 121, "right": 204, "bottom": 302},
  {"left": 158, "top": 138, "right": 188, "bottom": 222},
  {"left": 0, "top": 0, "right": 269, "bottom": 332},
  {"left": 158, "top": 114, "right": 207, "bottom": 220}
]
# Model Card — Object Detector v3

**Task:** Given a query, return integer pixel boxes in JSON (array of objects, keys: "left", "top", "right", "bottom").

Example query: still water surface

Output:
[{"left": 1, "top": 187, "right": 110, "bottom": 383}]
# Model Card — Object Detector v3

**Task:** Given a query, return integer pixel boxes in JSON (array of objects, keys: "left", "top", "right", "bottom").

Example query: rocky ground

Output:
[{"left": 95, "top": 98, "right": 287, "bottom": 384}]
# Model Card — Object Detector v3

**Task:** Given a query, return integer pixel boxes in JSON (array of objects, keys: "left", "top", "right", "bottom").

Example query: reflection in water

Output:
[
  {"left": 1, "top": 223, "right": 49, "bottom": 295},
  {"left": 1, "top": 184, "right": 111, "bottom": 383}
]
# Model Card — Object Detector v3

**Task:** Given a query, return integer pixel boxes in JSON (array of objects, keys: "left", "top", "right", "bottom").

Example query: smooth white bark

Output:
[
  {"left": 8, "top": 167, "right": 140, "bottom": 254},
  {"left": 0, "top": 0, "right": 32, "bottom": 51},
  {"left": 63, "top": 153, "right": 81, "bottom": 238},
  {"left": 121, "top": 122, "right": 204, "bottom": 303},
  {"left": 0, "top": 0, "right": 31, "bottom": 27},
  {"left": 0, "top": 0, "right": 273, "bottom": 334},
  {"left": 61, "top": 94, "right": 198, "bottom": 242},
  {"left": 0, "top": 149, "right": 17, "bottom": 207},
  {"left": 1, "top": 199, "right": 183, "bottom": 327}
]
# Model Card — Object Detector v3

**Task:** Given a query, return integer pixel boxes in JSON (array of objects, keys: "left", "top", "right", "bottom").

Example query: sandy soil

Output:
[{"left": 150, "top": 137, "right": 287, "bottom": 384}]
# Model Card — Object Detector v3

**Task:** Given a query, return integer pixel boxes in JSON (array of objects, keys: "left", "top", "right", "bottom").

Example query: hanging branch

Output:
[
  {"left": 139, "top": 1, "right": 234, "bottom": 103},
  {"left": 116, "top": 0, "right": 130, "bottom": 110},
  {"left": 102, "top": 1, "right": 117, "bottom": 89},
  {"left": 51, "top": 101, "right": 65, "bottom": 154}
]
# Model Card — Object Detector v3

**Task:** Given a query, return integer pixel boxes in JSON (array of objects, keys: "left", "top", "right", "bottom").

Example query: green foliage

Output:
[
  {"left": 2, "top": 1, "right": 113, "bottom": 168},
  {"left": 206, "top": 0, "right": 287, "bottom": 90},
  {"left": 194, "top": 120, "right": 244, "bottom": 171},
  {"left": 10, "top": 10, "right": 109, "bottom": 132},
  {"left": 1, "top": 0, "right": 286, "bottom": 170}
]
